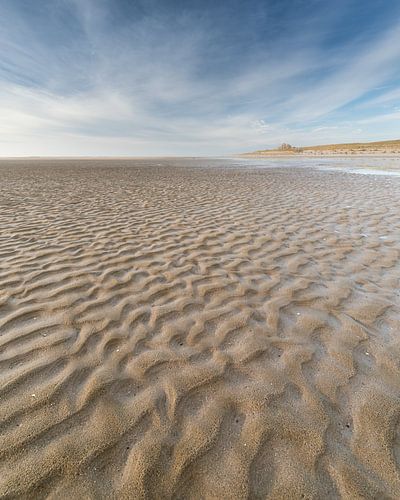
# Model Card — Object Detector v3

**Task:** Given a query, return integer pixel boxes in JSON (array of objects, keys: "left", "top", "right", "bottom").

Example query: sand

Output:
[
  {"left": 243, "top": 139, "right": 400, "bottom": 156},
  {"left": 0, "top": 158, "right": 399, "bottom": 499}
]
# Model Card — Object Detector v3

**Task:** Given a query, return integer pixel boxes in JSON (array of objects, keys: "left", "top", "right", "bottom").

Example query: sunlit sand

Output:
[{"left": 1, "top": 158, "right": 399, "bottom": 498}]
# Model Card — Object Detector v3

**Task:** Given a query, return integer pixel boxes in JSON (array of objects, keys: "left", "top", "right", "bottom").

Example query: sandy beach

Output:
[{"left": 0, "top": 158, "right": 400, "bottom": 498}]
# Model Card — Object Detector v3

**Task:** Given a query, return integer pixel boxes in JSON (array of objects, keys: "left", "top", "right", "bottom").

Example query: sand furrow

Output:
[{"left": 0, "top": 159, "right": 400, "bottom": 498}]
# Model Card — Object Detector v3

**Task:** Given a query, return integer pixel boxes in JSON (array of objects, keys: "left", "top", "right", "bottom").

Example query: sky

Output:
[{"left": 0, "top": 0, "right": 400, "bottom": 156}]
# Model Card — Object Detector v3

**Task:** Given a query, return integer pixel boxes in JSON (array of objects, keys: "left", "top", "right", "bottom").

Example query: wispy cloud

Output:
[{"left": 0, "top": 0, "right": 399, "bottom": 155}]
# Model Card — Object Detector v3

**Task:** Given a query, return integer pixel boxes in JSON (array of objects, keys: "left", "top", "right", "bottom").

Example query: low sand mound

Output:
[{"left": 0, "top": 158, "right": 399, "bottom": 498}]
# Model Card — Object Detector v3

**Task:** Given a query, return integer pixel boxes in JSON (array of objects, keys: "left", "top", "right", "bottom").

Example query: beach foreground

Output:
[{"left": 0, "top": 159, "right": 400, "bottom": 498}]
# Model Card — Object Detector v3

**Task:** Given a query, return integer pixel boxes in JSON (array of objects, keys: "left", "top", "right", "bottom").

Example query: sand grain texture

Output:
[{"left": 0, "top": 159, "right": 400, "bottom": 499}]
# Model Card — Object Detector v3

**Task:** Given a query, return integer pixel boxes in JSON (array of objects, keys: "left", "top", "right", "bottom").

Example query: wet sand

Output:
[{"left": 0, "top": 158, "right": 400, "bottom": 498}]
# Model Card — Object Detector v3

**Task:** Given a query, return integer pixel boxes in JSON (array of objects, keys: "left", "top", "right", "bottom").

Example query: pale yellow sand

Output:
[
  {"left": 243, "top": 138, "right": 400, "bottom": 156},
  {"left": 0, "top": 158, "right": 399, "bottom": 499}
]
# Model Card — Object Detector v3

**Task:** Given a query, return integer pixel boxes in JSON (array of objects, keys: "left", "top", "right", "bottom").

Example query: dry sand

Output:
[
  {"left": 0, "top": 158, "right": 400, "bottom": 499},
  {"left": 243, "top": 139, "right": 400, "bottom": 157}
]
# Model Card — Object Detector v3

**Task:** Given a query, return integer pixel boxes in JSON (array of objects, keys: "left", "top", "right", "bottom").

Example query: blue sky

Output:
[{"left": 0, "top": 0, "right": 400, "bottom": 156}]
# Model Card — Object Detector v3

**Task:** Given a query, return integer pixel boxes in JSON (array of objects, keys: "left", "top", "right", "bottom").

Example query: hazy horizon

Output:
[{"left": 1, "top": 0, "right": 400, "bottom": 156}]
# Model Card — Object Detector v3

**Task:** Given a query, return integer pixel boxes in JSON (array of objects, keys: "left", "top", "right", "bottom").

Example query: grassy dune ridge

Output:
[{"left": 244, "top": 139, "right": 400, "bottom": 156}]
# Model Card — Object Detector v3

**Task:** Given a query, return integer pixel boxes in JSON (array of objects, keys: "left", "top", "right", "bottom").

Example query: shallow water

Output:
[{"left": 222, "top": 155, "right": 400, "bottom": 176}]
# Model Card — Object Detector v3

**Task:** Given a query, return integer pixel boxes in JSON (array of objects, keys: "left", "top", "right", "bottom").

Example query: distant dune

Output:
[{"left": 243, "top": 139, "right": 400, "bottom": 156}]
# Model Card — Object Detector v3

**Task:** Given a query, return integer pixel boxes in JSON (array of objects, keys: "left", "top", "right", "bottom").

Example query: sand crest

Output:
[{"left": 0, "top": 158, "right": 399, "bottom": 498}]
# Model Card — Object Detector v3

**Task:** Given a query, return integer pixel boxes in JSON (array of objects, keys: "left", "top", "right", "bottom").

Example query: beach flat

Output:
[{"left": 0, "top": 158, "right": 399, "bottom": 498}]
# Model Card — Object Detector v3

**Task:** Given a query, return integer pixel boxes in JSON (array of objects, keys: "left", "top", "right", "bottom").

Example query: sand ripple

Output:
[{"left": 0, "top": 159, "right": 399, "bottom": 498}]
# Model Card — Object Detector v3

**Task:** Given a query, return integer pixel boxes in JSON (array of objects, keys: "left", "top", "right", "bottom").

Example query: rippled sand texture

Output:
[{"left": 1, "top": 159, "right": 400, "bottom": 499}]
